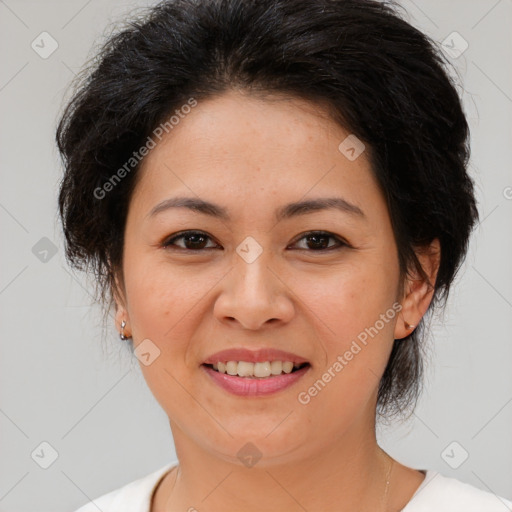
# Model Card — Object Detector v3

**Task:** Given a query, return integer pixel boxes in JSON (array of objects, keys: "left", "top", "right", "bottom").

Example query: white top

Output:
[{"left": 73, "top": 462, "right": 512, "bottom": 512}]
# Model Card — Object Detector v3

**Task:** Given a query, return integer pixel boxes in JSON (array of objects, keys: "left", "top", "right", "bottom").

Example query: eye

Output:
[
  {"left": 289, "top": 231, "right": 348, "bottom": 251},
  {"left": 162, "top": 230, "right": 219, "bottom": 251}
]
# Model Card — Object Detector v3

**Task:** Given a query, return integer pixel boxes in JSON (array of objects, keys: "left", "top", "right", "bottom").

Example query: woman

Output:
[{"left": 57, "top": 0, "right": 512, "bottom": 510}]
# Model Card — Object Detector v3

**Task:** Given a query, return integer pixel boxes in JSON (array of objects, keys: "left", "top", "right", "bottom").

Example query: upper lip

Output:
[{"left": 203, "top": 348, "right": 309, "bottom": 365}]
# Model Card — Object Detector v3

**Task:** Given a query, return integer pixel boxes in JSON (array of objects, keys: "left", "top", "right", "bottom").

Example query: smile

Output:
[
  {"left": 201, "top": 347, "right": 311, "bottom": 396},
  {"left": 201, "top": 361, "right": 311, "bottom": 396}
]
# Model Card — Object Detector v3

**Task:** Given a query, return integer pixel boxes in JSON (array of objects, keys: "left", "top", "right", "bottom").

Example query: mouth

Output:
[{"left": 201, "top": 348, "right": 311, "bottom": 396}]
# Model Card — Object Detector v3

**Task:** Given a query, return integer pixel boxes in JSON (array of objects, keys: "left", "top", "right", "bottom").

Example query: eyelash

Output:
[{"left": 161, "top": 230, "right": 349, "bottom": 252}]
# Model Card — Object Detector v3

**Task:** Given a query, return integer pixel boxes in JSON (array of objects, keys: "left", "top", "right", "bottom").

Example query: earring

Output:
[
  {"left": 120, "top": 319, "right": 129, "bottom": 340},
  {"left": 404, "top": 321, "right": 416, "bottom": 331}
]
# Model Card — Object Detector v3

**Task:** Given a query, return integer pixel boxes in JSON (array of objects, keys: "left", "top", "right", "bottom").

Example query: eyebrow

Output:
[{"left": 147, "top": 196, "right": 365, "bottom": 222}]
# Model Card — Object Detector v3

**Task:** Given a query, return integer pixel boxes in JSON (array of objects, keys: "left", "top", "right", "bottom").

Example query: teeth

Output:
[
  {"left": 254, "top": 361, "right": 271, "bottom": 377},
  {"left": 270, "top": 361, "right": 283, "bottom": 375},
  {"left": 237, "top": 361, "right": 254, "bottom": 377},
  {"left": 226, "top": 361, "right": 238, "bottom": 376},
  {"left": 209, "top": 360, "right": 304, "bottom": 378},
  {"left": 282, "top": 361, "right": 294, "bottom": 374}
]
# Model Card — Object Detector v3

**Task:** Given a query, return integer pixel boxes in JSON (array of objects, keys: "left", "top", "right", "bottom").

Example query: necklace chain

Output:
[
  {"left": 380, "top": 452, "right": 395, "bottom": 512},
  {"left": 160, "top": 453, "right": 395, "bottom": 511}
]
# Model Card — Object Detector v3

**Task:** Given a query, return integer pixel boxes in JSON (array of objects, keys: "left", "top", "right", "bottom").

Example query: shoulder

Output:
[
  {"left": 72, "top": 462, "right": 178, "bottom": 512},
  {"left": 402, "top": 469, "right": 512, "bottom": 512}
]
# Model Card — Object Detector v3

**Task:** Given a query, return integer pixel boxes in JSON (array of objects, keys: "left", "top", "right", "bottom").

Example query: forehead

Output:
[{"left": 130, "top": 90, "right": 384, "bottom": 221}]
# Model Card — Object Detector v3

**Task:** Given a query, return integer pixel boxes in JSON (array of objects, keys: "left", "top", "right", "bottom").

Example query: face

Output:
[{"left": 115, "top": 90, "right": 418, "bottom": 466}]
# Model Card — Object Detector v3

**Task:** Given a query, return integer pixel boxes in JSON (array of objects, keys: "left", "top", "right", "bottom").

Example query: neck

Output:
[{"left": 162, "top": 413, "right": 393, "bottom": 512}]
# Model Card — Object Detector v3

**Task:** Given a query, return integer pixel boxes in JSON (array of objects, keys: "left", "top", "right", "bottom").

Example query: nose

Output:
[{"left": 213, "top": 250, "right": 295, "bottom": 331}]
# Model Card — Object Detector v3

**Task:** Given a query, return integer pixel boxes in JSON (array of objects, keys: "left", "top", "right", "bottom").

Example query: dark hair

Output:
[{"left": 56, "top": 0, "right": 479, "bottom": 420}]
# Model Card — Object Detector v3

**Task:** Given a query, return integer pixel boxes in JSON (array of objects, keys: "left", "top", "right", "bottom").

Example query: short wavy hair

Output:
[{"left": 56, "top": 0, "right": 479, "bottom": 420}]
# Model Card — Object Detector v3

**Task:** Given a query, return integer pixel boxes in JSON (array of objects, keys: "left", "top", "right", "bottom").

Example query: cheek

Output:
[
  {"left": 291, "top": 260, "right": 399, "bottom": 395},
  {"left": 122, "top": 260, "right": 206, "bottom": 414},
  {"left": 294, "top": 259, "right": 399, "bottom": 341},
  {"left": 123, "top": 255, "right": 198, "bottom": 354},
  {"left": 291, "top": 290, "right": 397, "bottom": 435},
  {"left": 122, "top": 255, "right": 228, "bottom": 374}
]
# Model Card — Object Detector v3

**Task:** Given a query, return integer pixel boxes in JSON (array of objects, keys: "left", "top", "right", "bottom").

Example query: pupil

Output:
[
  {"left": 307, "top": 234, "right": 328, "bottom": 249},
  {"left": 186, "top": 233, "right": 206, "bottom": 249}
]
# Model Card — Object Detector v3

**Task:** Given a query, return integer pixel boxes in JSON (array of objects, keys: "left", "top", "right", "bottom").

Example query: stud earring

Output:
[{"left": 404, "top": 321, "right": 416, "bottom": 331}]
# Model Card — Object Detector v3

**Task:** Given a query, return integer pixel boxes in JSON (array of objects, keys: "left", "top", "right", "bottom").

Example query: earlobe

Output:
[{"left": 394, "top": 238, "right": 441, "bottom": 340}]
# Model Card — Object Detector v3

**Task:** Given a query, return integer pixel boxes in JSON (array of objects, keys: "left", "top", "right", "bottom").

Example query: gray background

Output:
[{"left": 0, "top": 0, "right": 511, "bottom": 510}]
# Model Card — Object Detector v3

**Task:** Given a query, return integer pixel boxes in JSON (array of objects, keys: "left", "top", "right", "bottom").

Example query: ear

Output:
[
  {"left": 113, "top": 271, "right": 131, "bottom": 338},
  {"left": 394, "top": 238, "right": 441, "bottom": 340}
]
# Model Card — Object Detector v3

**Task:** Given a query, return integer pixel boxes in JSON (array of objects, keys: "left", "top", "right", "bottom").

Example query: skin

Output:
[{"left": 114, "top": 90, "right": 440, "bottom": 512}]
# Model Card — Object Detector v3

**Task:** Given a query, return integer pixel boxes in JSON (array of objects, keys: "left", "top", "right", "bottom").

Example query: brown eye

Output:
[
  {"left": 291, "top": 231, "right": 347, "bottom": 251},
  {"left": 163, "top": 231, "right": 218, "bottom": 251}
]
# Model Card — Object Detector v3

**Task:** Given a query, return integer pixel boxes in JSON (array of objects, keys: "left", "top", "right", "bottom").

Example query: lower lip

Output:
[{"left": 202, "top": 364, "right": 310, "bottom": 397}]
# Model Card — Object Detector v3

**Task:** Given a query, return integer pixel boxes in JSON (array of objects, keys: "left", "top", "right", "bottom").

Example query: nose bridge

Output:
[
  {"left": 233, "top": 236, "right": 275, "bottom": 302},
  {"left": 213, "top": 235, "right": 294, "bottom": 329}
]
